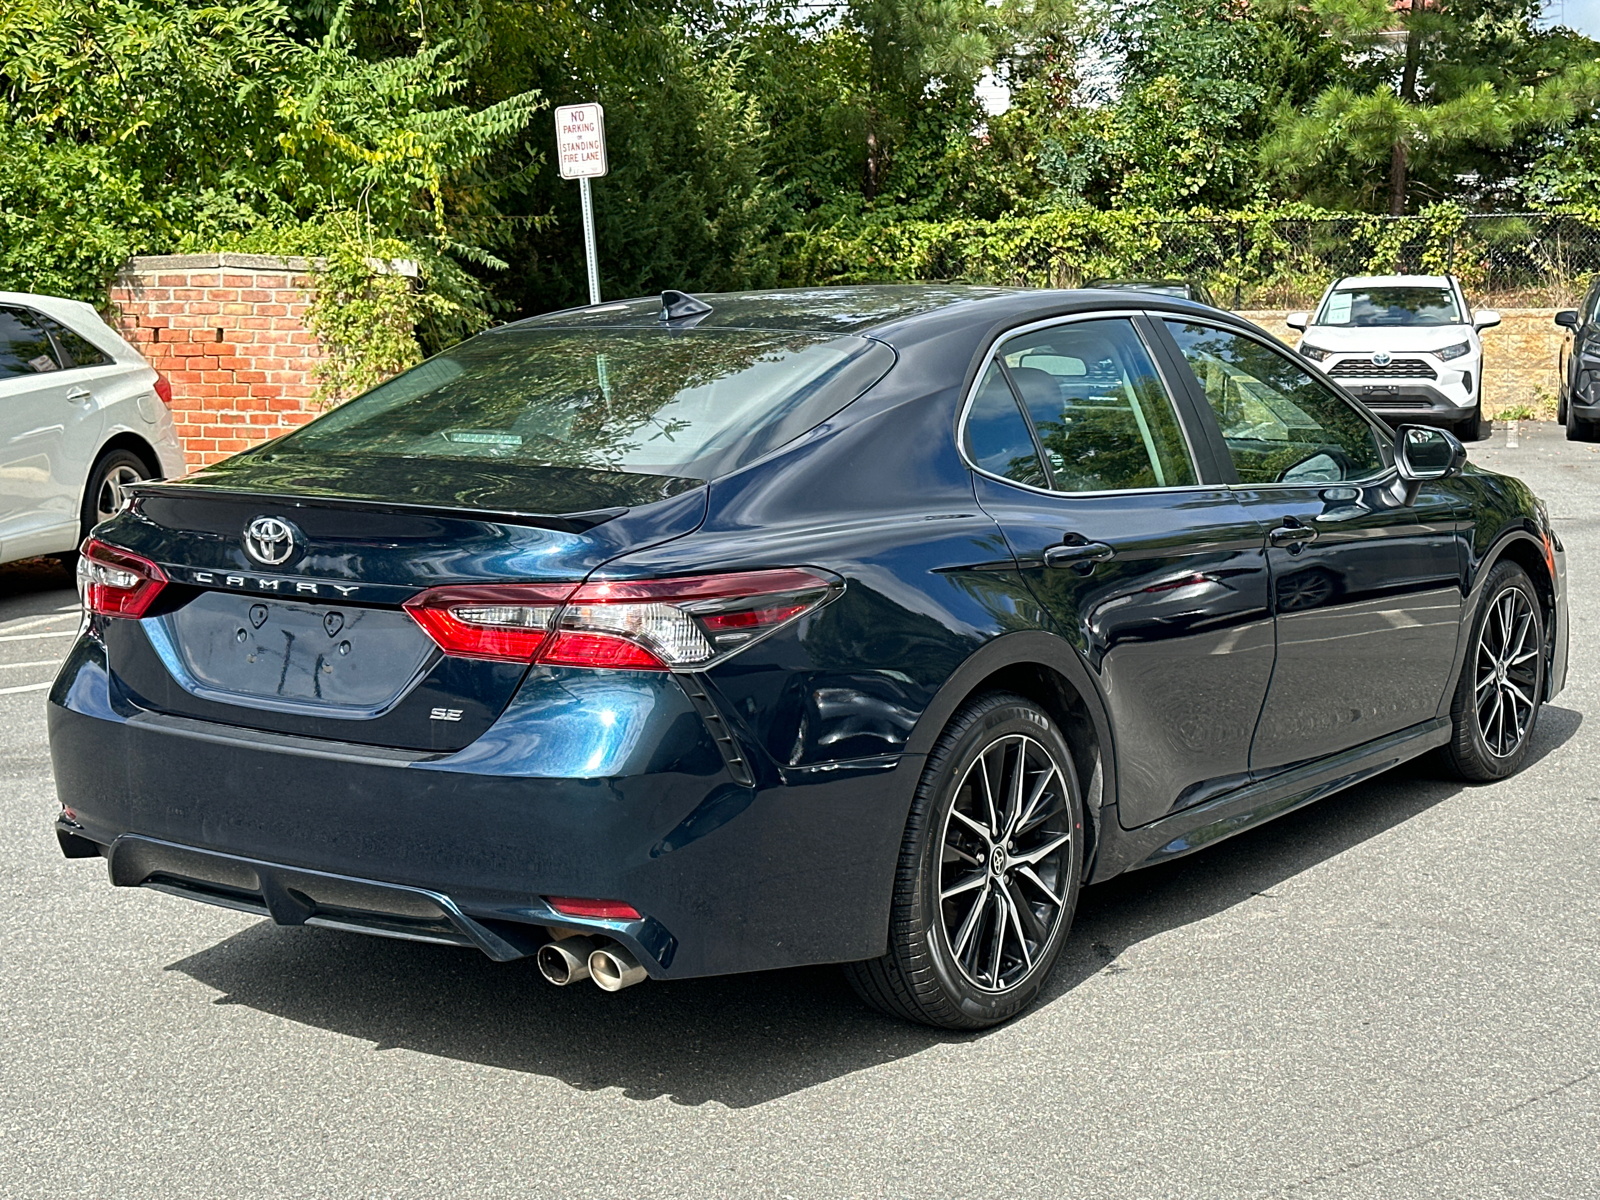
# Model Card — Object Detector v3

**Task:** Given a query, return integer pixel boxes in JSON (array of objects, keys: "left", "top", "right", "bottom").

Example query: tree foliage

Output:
[
  {"left": 0, "top": 0, "right": 538, "bottom": 367},
  {"left": 1260, "top": 0, "right": 1600, "bottom": 214},
  {"left": 3, "top": 0, "right": 1599, "bottom": 388}
]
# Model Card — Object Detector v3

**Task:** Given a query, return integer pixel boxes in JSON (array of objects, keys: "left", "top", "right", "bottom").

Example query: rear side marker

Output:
[{"left": 546, "top": 897, "right": 641, "bottom": 920}]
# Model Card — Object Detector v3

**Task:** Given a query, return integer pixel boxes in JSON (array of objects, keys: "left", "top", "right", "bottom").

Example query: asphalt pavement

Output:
[{"left": 2, "top": 423, "right": 1596, "bottom": 1199}]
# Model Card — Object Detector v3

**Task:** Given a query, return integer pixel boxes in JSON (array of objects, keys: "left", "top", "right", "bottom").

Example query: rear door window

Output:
[
  {"left": 987, "top": 318, "right": 1197, "bottom": 493},
  {"left": 0, "top": 308, "right": 63, "bottom": 379}
]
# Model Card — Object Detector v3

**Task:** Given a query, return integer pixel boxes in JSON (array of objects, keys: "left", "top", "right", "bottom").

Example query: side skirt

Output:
[{"left": 1089, "top": 717, "right": 1452, "bottom": 882}]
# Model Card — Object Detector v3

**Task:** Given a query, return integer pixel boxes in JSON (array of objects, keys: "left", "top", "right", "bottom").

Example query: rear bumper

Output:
[
  {"left": 48, "top": 637, "right": 917, "bottom": 978},
  {"left": 77, "top": 832, "right": 649, "bottom": 962}
]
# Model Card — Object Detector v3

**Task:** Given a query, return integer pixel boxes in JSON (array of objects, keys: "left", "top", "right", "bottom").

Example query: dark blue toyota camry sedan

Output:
[{"left": 50, "top": 285, "right": 1568, "bottom": 1028}]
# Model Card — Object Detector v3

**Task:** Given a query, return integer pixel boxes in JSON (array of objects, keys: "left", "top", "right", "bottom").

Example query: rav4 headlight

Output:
[
  {"left": 1299, "top": 344, "right": 1331, "bottom": 361},
  {"left": 1436, "top": 341, "right": 1472, "bottom": 361}
]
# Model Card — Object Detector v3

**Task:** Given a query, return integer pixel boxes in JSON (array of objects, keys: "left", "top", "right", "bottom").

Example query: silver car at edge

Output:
[{"left": 0, "top": 291, "right": 186, "bottom": 566}]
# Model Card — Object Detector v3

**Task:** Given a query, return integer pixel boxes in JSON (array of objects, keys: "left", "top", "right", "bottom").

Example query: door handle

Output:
[
  {"left": 1268, "top": 522, "right": 1318, "bottom": 548},
  {"left": 65, "top": 386, "right": 92, "bottom": 402},
  {"left": 1044, "top": 540, "right": 1116, "bottom": 568}
]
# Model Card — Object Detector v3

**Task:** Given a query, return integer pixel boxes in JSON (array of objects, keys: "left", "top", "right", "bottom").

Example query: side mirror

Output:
[
  {"left": 1285, "top": 312, "right": 1309, "bottom": 331},
  {"left": 1474, "top": 309, "right": 1501, "bottom": 331},
  {"left": 1394, "top": 424, "right": 1467, "bottom": 506},
  {"left": 1556, "top": 310, "right": 1580, "bottom": 330}
]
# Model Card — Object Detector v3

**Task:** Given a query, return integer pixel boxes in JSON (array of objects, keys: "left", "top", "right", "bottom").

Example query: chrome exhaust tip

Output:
[
  {"left": 588, "top": 944, "right": 648, "bottom": 991},
  {"left": 536, "top": 936, "right": 597, "bottom": 986}
]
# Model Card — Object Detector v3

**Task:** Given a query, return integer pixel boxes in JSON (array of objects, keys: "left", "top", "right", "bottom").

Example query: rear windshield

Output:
[
  {"left": 278, "top": 327, "right": 895, "bottom": 480},
  {"left": 1315, "top": 287, "right": 1462, "bottom": 327}
]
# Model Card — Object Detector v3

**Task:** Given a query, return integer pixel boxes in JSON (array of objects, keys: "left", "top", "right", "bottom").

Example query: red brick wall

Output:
[{"left": 108, "top": 254, "right": 325, "bottom": 469}]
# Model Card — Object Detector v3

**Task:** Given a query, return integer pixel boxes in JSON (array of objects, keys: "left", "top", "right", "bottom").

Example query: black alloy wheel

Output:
[
  {"left": 1275, "top": 567, "right": 1337, "bottom": 614},
  {"left": 1442, "top": 561, "right": 1545, "bottom": 781},
  {"left": 845, "top": 692, "right": 1083, "bottom": 1029}
]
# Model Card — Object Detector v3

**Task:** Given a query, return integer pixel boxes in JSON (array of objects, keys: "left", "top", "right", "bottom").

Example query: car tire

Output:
[
  {"left": 1566, "top": 400, "right": 1596, "bottom": 442},
  {"left": 80, "top": 448, "right": 151, "bottom": 542},
  {"left": 1440, "top": 561, "right": 1545, "bottom": 782},
  {"left": 843, "top": 692, "right": 1084, "bottom": 1029},
  {"left": 1456, "top": 401, "right": 1489, "bottom": 442}
]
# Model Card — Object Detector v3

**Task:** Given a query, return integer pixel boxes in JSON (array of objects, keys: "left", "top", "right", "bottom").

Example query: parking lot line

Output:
[
  {"left": 0, "top": 631, "right": 78, "bottom": 643},
  {"left": 0, "top": 613, "right": 79, "bottom": 633},
  {"left": 0, "top": 680, "right": 52, "bottom": 695},
  {"left": 0, "top": 661, "right": 62, "bottom": 671}
]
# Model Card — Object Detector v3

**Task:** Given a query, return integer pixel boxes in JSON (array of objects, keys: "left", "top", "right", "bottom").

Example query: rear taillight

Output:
[
  {"left": 404, "top": 568, "right": 840, "bottom": 670},
  {"left": 544, "top": 570, "right": 839, "bottom": 670},
  {"left": 77, "top": 538, "right": 168, "bottom": 618},
  {"left": 153, "top": 374, "right": 173, "bottom": 406},
  {"left": 402, "top": 583, "right": 579, "bottom": 662}
]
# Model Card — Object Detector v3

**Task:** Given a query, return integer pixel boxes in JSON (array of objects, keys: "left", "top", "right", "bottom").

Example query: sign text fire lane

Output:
[{"left": 555, "top": 103, "right": 608, "bottom": 180}]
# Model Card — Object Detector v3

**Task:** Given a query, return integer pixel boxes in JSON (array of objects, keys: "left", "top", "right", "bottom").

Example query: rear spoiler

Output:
[{"left": 124, "top": 481, "right": 629, "bottom": 535}]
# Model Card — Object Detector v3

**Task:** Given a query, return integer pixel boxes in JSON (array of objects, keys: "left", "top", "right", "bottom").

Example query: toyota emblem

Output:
[
  {"left": 1371, "top": 351, "right": 1392, "bottom": 367},
  {"left": 244, "top": 516, "right": 298, "bottom": 566}
]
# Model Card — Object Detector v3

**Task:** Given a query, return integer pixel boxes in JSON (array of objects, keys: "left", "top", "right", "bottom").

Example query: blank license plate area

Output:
[{"left": 162, "top": 593, "right": 435, "bottom": 711}]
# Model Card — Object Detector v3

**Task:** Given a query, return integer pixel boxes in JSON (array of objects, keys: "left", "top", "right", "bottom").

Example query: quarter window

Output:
[
  {"left": 972, "top": 318, "right": 1196, "bottom": 494},
  {"left": 0, "top": 307, "right": 63, "bottom": 379},
  {"left": 1164, "top": 321, "right": 1388, "bottom": 485},
  {"left": 39, "top": 315, "right": 111, "bottom": 369},
  {"left": 965, "top": 363, "right": 1048, "bottom": 487}
]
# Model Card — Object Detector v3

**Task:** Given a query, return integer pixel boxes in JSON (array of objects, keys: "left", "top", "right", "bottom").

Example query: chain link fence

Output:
[{"left": 1043, "top": 213, "right": 1600, "bottom": 310}]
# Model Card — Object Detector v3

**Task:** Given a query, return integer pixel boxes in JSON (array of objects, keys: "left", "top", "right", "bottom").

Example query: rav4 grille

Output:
[{"left": 1329, "top": 358, "right": 1439, "bottom": 380}]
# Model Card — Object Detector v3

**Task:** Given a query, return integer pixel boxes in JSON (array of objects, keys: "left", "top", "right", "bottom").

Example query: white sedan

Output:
[
  {"left": 1287, "top": 274, "right": 1499, "bottom": 441},
  {"left": 0, "top": 292, "right": 186, "bottom": 566}
]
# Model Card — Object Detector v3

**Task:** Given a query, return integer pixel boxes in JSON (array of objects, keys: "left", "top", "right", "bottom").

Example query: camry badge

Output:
[
  {"left": 244, "top": 516, "right": 297, "bottom": 566},
  {"left": 1371, "top": 351, "right": 1392, "bottom": 367}
]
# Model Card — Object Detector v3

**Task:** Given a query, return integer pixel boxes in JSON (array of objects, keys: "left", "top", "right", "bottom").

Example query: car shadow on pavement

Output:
[
  {"left": 166, "top": 704, "right": 1581, "bottom": 1109},
  {"left": 0, "top": 557, "right": 76, "bottom": 617},
  {"left": 1046, "top": 703, "right": 1584, "bottom": 1000}
]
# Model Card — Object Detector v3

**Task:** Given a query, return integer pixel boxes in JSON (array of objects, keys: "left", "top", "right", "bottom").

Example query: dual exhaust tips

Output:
[{"left": 536, "top": 935, "right": 648, "bottom": 992}]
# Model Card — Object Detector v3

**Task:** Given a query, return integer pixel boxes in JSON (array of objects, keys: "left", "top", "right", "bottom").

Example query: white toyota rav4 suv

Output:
[
  {"left": 1287, "top": 274, "right": 1499, "bottom": 441},
  {"left": 1, "top": 292, "right": 186, "bottom": 567}
]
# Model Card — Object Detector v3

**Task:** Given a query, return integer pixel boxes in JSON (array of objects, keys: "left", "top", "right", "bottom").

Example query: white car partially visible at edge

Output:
[{"left": 0, "top": 292, "right": 186, "bottom": 567}]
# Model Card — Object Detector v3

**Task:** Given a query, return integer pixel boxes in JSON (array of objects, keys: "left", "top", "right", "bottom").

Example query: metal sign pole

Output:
[
  {"left": 579, "top": 176, "right": 602, "bottom": 307},
  {"left": 556, "top": 102, "right": 608, "bottom": 308}
]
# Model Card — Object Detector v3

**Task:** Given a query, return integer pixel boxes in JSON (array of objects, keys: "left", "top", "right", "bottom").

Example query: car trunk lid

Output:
[{"left": 93, "top": 459, "right": 707, "bottom": 751}]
